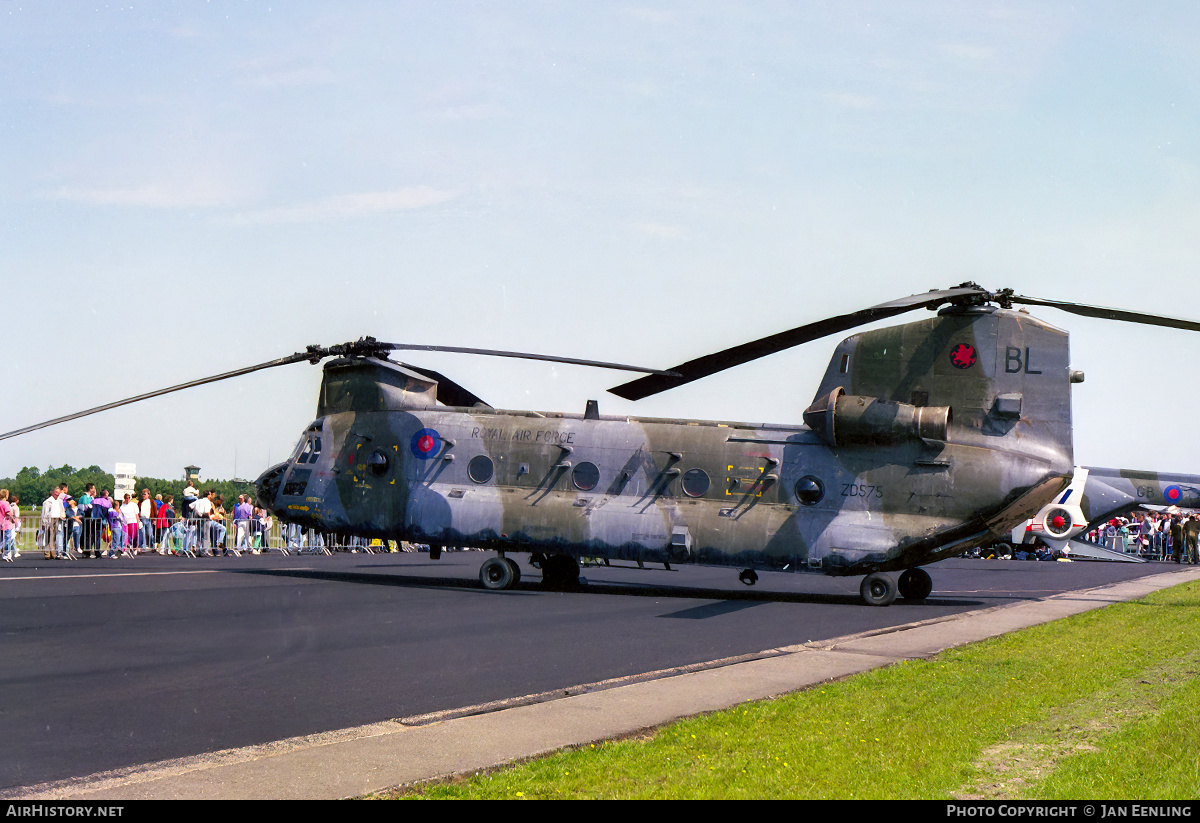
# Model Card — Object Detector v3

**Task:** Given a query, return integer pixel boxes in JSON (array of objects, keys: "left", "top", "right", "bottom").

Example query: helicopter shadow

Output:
[{"left": 228, "top": 566, "right": 982, "bottom": 609}]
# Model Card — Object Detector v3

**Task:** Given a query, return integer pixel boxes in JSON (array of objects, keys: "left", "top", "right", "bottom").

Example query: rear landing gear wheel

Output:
[
  {"left": 898, "top": 567, "right": 933, "bottom": 601},
  {"left": 738, "top": 569, "right": 759, "bottom": 586},
  {"left": 540, "top": 554, "right": 580, "bottom": 589},
  {"left": 480, "top": 556, "right": 517, "bottom": 590},
  {"left": 860, "top": 572, "right": 897, "bottom": 607}
]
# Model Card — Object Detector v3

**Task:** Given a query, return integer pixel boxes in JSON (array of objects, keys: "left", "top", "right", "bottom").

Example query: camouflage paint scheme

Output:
[{"left": 255, "top": 305, "right": 1078, "bottom": 580}]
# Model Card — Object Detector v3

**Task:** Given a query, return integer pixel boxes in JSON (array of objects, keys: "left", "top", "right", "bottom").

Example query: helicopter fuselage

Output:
[{"left": 258, "top": 401, "right": 1066, "bottom": 577}]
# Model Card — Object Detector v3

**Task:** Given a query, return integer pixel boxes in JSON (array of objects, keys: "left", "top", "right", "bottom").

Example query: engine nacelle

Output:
[
  {"left": 803, "top": 386, "right": 951, "bottom": 447},
  {"left": 1014, "top": 467, "right": 1089, "bottom": 545}
]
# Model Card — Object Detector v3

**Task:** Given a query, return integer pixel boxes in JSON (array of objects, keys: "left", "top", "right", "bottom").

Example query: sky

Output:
[{"left": 2, "top": 1, "right": 1199, "bottom": 482}]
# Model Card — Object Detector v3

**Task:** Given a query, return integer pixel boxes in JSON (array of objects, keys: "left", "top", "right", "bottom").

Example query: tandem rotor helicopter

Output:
[{"left": 5, "top": 282, "right": 1200, "bottom": 605}]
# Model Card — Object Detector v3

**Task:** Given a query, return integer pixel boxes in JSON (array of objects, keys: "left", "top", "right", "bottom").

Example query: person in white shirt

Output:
[
  {"left": 190, "top": 491, "right": 214, "bottom": 555},
  {"left": 119, "top": 494, "right": 141, "bottom": 555},
  {"left": 40, "top": 485, "right": 68, "bottom": 559}
]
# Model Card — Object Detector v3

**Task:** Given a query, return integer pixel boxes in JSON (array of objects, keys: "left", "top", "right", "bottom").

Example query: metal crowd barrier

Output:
[{"left": 5, "top": 511, "right": 418, "bottom": 559}]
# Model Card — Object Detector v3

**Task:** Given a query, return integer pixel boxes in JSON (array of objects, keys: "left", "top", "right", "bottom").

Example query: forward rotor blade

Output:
[
  {"left": 1011, "top": 295, "right": 1200, "bottom": 333},
  {"left": 609, "top": 286, "right": 987, "bottom": 401},
  {"left": 0, "top": 352, "right": 313, "bottom": 443},
  {"left": 376, "top": 343, "right": 677, "bottom": 375}
]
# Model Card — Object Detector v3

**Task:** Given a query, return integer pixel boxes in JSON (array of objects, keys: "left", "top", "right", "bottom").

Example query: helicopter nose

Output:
[{"left": 254, "top": 462, "right": 289, "bottom": 510}]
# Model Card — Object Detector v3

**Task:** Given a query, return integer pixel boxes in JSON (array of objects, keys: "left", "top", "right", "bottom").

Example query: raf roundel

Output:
[
  {"left": 1165, "top": 485, "right": 1183, "bottom": 503},
  {"left": 949, "top": 343, "right": 978, "bottom": 370},
  {"left": 410, "top": 428, "right": 441, "bottom": 460}
]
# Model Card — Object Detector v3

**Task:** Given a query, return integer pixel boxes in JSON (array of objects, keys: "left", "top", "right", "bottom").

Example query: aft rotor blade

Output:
[
  {"left": 1011, "top": 295, "right": 1200, "bottom": 333},
  {"left": 0, "top": 351, "right": 313, "bottom": 443},
  {"left": 609, "top": 286, "right": 987, "bottom": 401},
  {"left": 376, "top": 343, "right": 677, "bottom": 375}
]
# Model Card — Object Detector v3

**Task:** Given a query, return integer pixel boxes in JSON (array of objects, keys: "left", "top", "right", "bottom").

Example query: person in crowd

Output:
[
  {"left": 78, "top": 484, "right": 96, "bottom": 557},
  {"left": 64, "top": 497, "right": 83, "bottom": 557},
  {"left": 211, "top": 495, "right": 228, "bottom": 555},
  {"left": 8, "top": 494, "right": 19, "bottom": 559},
  {"left": 0, "top": 489, "right": 15, "bottom": 562},
  {"left": 1185, "top": 514, "right": 1200, "bottom": 565},
  {"left": 167, "top": 516, "right": 188, "bottom": 554},
  {"left": 106, "top": 497, "right": 124, "bottom": 557},
  {"left": 138, "top": 489, "right": 155, "bottom": 551},
  {"left": 191, "top": 490, "right": 213, "bottom": 555},
  {"left": 119, "top": 493, "right": 140, "bottom": 556},
  {"left": 182, "top": 482, "right": 198, "bottom": 521},
  {"left": 1170, "top": 514, "right": 1186, "bottom": 563},
  {"left": 254, "top": 506, "right": 272, "bottom": 553},
  {"left": 40, "top": 484, "right": 68, "bottom": 560},
  {"left": 1138, "top": 513, "right": 1155, "bottom": 556},
  {"left": 155, "top": 495, "right": 174, "bottom": 550},
  {"left": 89, "top": 490, "right": 113, "bottom": 558},
  {"left": 233, "top": 494, "right": 252, "bottom": 551}
]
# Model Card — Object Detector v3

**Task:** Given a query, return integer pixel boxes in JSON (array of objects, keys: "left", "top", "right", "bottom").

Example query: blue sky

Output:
[{"left": 3, "top": 2, "right": 1199, "bottom": 481}]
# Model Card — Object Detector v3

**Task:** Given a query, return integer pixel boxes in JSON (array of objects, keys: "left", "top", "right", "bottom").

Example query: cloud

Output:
[{"left": 228, "top": 186, "right": 455, "bottom": 224}]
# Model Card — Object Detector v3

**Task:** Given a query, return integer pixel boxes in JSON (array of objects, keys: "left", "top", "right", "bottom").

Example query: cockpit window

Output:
[
  {"left": 296, "top": 437, "right": 323, "bottom": 464},
  {"left": 282, "top": 469, "right": 311, "bottom": 497}
]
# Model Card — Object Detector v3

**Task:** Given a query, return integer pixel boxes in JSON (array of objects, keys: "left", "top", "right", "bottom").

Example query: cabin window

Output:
[
  {"left": 682, "top": 469, "right": 710, "bottom": 498},
  {"left": 572, "top": 462, "right": 600, "bottom": 491},
  {"left": 468, "top": 455, "right": 494, "bottom": 484},
  {"left": 367, "top": 450, "right": 389, "bottom": 477},
  {"left": 795, "top": 476, "right": 824, "bottom": 506}
]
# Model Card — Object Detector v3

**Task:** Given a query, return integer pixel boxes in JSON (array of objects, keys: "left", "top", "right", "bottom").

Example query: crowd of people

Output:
[
  {"left": 0, "top": 481, "right": 275, "bottom": 561},
  {"left": 1082, "top": 510, "right": 1200, "bottom": 564}
]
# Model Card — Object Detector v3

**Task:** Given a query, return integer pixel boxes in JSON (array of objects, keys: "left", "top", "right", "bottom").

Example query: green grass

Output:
[{"left": 386, "top": 579, "right": 1200, "bottom": 799}]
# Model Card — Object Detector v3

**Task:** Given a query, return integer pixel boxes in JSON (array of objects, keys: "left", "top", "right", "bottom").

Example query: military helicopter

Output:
[{"left": 5, "top": 283, "right": 1200, "bottom": 605}]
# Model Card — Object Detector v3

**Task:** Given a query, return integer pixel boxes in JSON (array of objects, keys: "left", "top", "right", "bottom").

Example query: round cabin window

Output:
[
  {"left": 572, "top": 461, "right": 600, "bottom": 491},
  {"left": 367, "top": 450, "right": 389, "bottom": 477},
  {"left": 681, "top": 468, "right": 710, "bottom": 498},
  {"left": 795, "top": 476, "right": 824, "bottom": 506},
  {"left": 468, "top": 455, "right": 494, "bottom": 484}
]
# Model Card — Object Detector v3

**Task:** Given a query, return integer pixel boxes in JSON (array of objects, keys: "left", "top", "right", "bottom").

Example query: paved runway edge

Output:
[{"left": 13, "top": 566, "right": 1200, "bottom": 801}]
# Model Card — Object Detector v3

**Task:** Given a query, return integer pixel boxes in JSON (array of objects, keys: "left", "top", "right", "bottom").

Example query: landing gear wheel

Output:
[
  {"left": 898, "top": 567, "right": 933, "bottom": 601},
  {"left": 540, "top": 554, "right": 580, "bottom": 589},
  {"left": 860, "top": 572, "right": 897, "bottom": 607},
  {"left": 738, "top": 569, "right": 759, "bottom": 586},
  {"left": 480, "top": 556, "right": 517, "bottom": 590},
  {"left": 504, "top": 557, "right": 522, "bottom": 585}
]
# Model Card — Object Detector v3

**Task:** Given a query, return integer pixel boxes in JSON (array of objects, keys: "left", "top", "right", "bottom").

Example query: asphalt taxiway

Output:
[{"left": 1, "top": 552, "right": 1195, "bottom": 799}]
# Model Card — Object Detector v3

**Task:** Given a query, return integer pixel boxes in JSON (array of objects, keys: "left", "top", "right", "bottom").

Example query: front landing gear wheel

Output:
[
  {"left": 860, "top": 572, "right": 897, "bottom": 607},
  {"left": 898, "top": 567, "right": 932, "bottom": 600},
  {"left": 480, "top": 556, "right": 517, "bottom": 590},
  {"left": 504, "top": 557, "right": 521, "bottom": 585}
]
